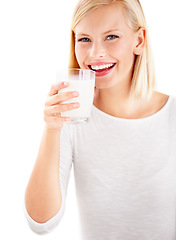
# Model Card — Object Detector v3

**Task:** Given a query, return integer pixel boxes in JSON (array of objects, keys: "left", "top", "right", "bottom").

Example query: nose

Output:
[{"left": 89, "top": 40, "right": 106, "bottom": 59}]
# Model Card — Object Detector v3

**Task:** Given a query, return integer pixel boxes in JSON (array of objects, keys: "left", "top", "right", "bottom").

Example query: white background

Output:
[{"left": 0, "top": 0, "right": 175, "bottom": 239}]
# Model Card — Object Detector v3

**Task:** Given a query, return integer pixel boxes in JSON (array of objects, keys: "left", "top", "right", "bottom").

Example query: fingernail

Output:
[
  {"left": 73, "top": 91, "right": 79, "bottom": 97},
  {"left": 63, "top": 81, "right": 69, "bottom": 85},
  {"left": 73, "top": 103, "right": 80, "bottom": 108},
  {"left": 65, "top": 117, "right": 71, "bottom": 122}
]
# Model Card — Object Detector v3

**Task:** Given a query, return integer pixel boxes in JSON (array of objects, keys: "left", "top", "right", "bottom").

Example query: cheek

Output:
[
  {"left": 110, "top": 38, "right": 134, "bottom": 55},
  {"left": 114, "top": 42, "right": 135, "bottom": 66},
  {"left": 75, "top": 45, "right": 88, "bottom": 66},
  {"left": 74, "top": 46, "right": 81, "bottom": 65},
  {"left": 106, "top": 42, "right": 127, "bottom": 63}
]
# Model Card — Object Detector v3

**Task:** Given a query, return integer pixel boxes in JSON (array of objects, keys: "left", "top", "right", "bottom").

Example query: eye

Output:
[
  {"left": 77, "top": 37, "right": 91, "bottom": 42},
  {"left": 106, "top": 35, "right": 119, "bottom": 40}
]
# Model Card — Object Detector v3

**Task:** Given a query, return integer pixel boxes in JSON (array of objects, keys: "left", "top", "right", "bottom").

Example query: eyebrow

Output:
[
  {"left": 103, "top": 29, "right": 122, "bottom": 34},
  {"left": 75, "top": 33, "right": 90, "bottom": 37},
  {"left": 75, "top": 29, "right": 122, "bottom": 37}
]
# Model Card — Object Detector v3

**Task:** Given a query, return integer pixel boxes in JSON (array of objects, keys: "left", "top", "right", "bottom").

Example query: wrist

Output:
[{"left": 44, "top": 125, "right": 62, "bottom": 134}]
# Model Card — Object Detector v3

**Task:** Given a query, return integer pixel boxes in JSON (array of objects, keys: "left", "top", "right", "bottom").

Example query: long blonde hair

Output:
[{"left": 68, "top": 0, "right": 156, "bottom": 100}]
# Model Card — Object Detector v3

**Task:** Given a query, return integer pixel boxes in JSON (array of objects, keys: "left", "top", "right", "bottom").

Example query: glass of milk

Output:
[{"left": 56, "top": 68, "right": 95, "bottom": 123}]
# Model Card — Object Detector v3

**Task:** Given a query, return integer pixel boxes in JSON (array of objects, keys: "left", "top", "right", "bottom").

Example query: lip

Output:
[
  {"left": 89, "top": 62, "right": 115, "bottom": 66},
  {"left": 88, "top": 62, "right": 116, "bottom": 77}
]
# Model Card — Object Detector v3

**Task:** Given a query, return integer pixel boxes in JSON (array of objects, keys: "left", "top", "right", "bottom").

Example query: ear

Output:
[{"left": 133, "top": 27, "right": 146, "bottom": 55}]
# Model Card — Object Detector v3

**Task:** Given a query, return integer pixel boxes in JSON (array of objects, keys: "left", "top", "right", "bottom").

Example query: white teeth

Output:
[{"left": 91, "top": 63, "right": 114, "bottom": 71}]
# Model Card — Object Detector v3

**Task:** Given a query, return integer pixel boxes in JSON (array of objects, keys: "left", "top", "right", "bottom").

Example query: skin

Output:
[
  {"left": 25, "top": 82, "right": 80, "bottom": 223},
  {"left": 25, "top": 3, "right": 169, "bottom": 224},
  {"left": 74, "top": 3, "right": 169, "bottom": 119}
]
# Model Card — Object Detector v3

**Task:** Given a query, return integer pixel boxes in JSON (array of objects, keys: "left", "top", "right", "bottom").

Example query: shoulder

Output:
[
  {"left": 134, "top": 91, "right": 169, "bottom": 119},
  {"left": 153, "top": 91, "right": 169, "bottom": 102},
  {"left": 150, "top": 91, "right": 169, "bottom": 113}
]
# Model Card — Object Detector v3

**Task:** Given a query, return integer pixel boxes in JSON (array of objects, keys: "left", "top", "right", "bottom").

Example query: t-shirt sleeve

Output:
[{"left": 24, "top": 124, "right": 73, "bottom": 234}]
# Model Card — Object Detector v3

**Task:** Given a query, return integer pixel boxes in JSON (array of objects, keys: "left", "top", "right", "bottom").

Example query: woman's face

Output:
[{"left": 74, "top": 3, "right": 143, "bottom": 89}]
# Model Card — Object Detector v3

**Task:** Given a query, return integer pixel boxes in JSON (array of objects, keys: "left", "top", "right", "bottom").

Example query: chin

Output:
[
  {"left": 95, "top": 80, "right": 114, "bottom": 90},
  {"left": 95, "top": 73, "right": 119, "bottom": 89}
]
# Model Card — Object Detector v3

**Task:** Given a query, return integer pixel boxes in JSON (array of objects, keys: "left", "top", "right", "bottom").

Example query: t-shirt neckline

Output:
[{"left": 92, "top": 95, "right": 171, "bottom": 122}]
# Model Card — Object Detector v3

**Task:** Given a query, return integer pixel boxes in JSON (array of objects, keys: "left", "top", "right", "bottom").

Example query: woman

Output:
[{"left": 25, "top": 0, "right": 176, "bottom": 239}]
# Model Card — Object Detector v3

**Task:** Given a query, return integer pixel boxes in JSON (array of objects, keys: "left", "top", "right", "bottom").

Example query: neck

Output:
[{"left": 93, "top": 83, "right": 151, "bottom": 119}]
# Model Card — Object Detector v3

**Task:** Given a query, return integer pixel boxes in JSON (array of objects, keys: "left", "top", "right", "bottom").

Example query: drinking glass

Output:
[{"left": 56, "top": 68, "right": 95, "bottom": 123}]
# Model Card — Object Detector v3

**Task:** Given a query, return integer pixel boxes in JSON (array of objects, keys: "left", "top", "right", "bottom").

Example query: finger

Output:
[
  {"left": 44, "top": 102, "right": 80, "bottom": 117},
  {"left": 53, "top": 112, "right": 61, "bottom": 117},
  {"left": 51, "top": 115, "right": 71, "bottom": 122},
  {"left": 48, "top": 81, "right": 69, "bottom": 96},
  {"left": 44, "top": 115, "right": 71, "bottom": 126},
  {"left": 45, "top": 91, "right": 79, "bottom": 107}
]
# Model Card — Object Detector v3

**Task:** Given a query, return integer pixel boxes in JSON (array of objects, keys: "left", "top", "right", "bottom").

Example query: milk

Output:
[{"left": 60, "top": 79, "right": 95, "bottom": 121}]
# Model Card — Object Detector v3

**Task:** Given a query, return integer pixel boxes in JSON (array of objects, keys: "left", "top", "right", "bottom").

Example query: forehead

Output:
[{"left": 74, "top": 3, "right": 130, "bottom": 35}]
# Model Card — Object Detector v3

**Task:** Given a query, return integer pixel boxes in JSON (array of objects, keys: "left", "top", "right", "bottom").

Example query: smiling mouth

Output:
[{"left": 88, "top": 63, "right": 116, "bottom": 72}]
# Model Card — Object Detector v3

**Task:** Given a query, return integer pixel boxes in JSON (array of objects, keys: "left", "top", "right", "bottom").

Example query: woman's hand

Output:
[{"left": 44, "top": 81, "right": 80, "bottom": 130}]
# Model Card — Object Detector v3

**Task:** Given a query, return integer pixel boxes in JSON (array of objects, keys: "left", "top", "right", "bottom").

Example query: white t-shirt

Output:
[{"left": 25, "top": 94, "right": 176, "bottom": 240}]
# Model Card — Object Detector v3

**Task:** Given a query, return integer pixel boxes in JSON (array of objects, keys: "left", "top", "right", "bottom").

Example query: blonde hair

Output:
[{"left": 68, "top": 0, "right": 156, "bottom": 100}]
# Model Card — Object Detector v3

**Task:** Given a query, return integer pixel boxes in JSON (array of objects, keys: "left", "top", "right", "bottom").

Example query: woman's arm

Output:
[
  {"left": 25, "top": 126, "right": 62, "bottom": 223},
  {"left": 25, "top": 81, "right": 79, "bottom": 227}
]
